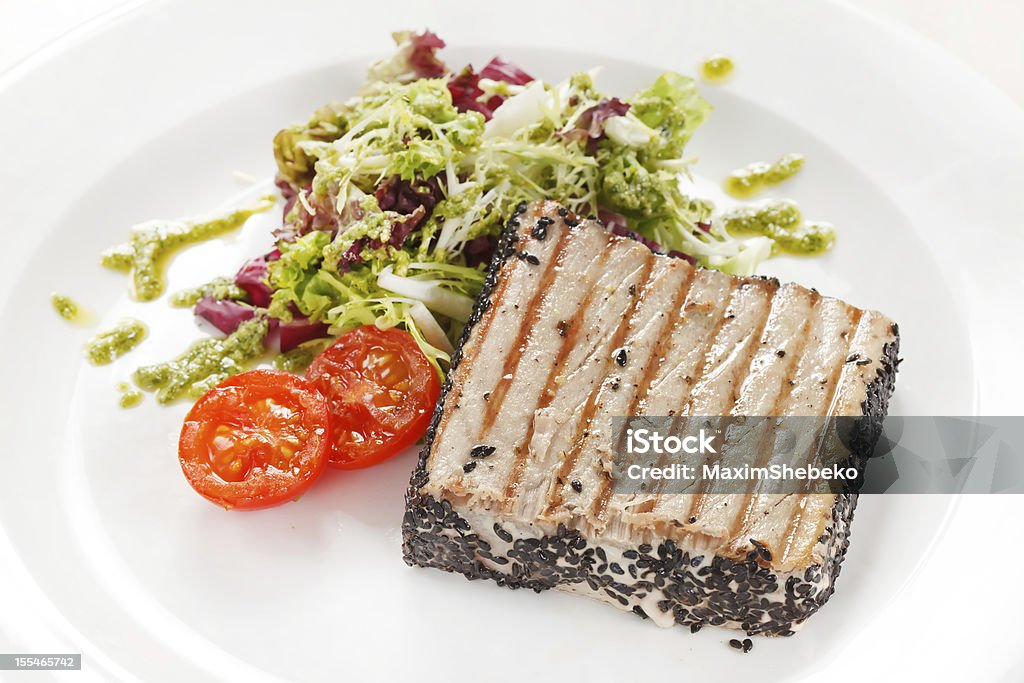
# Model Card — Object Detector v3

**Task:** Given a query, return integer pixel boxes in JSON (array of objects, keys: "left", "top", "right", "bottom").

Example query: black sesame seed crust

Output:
[{"left": 402, "top": 201, "right": 901, "bottom": 638}]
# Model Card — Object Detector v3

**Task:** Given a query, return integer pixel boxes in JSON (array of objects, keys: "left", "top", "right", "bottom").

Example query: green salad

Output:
[{"left": 94, "top": 30, "right": 833, "bottom": 401}]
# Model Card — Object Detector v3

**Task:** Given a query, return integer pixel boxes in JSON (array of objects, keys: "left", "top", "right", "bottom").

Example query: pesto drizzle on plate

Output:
[
  {"left": 722, "top": 200, "right": 835, "bottom": 256},
  {"left": 700, "top": 55, "right": 735, "bottom": 83},
  {"left": 117, "top": 382, "right": 143, "bottom": 409},
  {"left": 724, "top": 153, "right": 804, "bottom": 198},
  {"left": 51, "top": 293, "right": 95, "bottom": 325},
  {"left": 84, "top": 319, "right": 148, "bottom": 365},
  {"left": 101, "top": 195, "right": 275, "bottom": 302},
  {"left": 133, "top": 318, "right": 268, "bottom": 404}
]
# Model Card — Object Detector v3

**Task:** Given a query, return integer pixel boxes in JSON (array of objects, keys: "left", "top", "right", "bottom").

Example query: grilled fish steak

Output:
[{"left": 403, "top": 200, "right": 900, "bottom": 636}]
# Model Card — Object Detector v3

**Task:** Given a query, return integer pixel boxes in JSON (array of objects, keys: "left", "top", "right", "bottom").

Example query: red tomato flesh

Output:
[
  {"left": 306, "top": 325, "right": 441, "bottom": 469},
  {"left": 178, "top": 369, "right": 330, "bottom": 509}
]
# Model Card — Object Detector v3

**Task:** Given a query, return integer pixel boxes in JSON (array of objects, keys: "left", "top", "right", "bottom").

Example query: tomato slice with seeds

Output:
[
  {"left": 306, "top": 325, "right": 441, "bottom": 469},
  {"left": 178, "top": 369, "right": 330, "bottom": 510}
]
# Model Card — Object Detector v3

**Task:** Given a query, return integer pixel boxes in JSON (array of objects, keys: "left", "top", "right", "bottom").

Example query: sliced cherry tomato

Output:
[
  {"left": 306, "top": 325, "right": 441, "bottom": 469},
  {"left": 179, "top": 369, "right": 330, "bottom": 510}
]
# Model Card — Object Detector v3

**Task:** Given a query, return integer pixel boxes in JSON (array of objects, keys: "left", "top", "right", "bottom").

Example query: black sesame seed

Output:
[
  {"left": 462, "top": 462, "right": 477, "bottom": 473},
  {"left": 776, "top": 349, "right": 786, "bottom": 358},
  {"left": 570, "top": 479, "right": 583, "bottom": 493},
  {"left": 614, "top": 348, "right": 627, "bottom": 366},
  {"left": 729, "top": 639, "right": 743, "bottom": 650},
  {"left": 470, "top": 444, "right": 496, "bottom": 458},
  {"left": 493, "top": 523, "right": 513, "bottom": 543},
  {"left": 742, "top": 638, "right": 753, "bottom": 653},
  {"left": 531, "top": 223, "right": 548, "bottom": 241}
]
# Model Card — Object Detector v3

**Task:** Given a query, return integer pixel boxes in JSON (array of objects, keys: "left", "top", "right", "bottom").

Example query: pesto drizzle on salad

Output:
[
  {"left": 84, "top": 319, "right": 148, "bottom": 365},
  {"left": 170, "top": 276, "right": 247, "bottom": 308},
  {"left": 273, "top": 339, "right": 333, "bottom": 374},
  {"left": 700, "top": 55, "right": 735, "bottom": 83},
  {"left": 101, "top": 195, "right": 275, "bottom": 302},
  {"left": 133, "top": 318, "right": 268, "bottom": 404},
  {"left": 722, "top": 200, "right": 835, "bottom": 256},
  {"left": 724, "top": 153, "right": 804, "bottom": 198}
]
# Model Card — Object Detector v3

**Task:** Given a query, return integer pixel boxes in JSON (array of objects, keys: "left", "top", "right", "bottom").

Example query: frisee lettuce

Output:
[
  {"left": 265, "top": 36, "right": 787, "bottom": 370},
  {"left": 124, "top": 31, "right": 814, "bottom": 384}
]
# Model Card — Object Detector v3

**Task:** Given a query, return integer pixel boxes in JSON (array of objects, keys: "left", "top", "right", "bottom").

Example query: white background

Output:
[
  {"left": 2, "top": 0, "right": 1024, "bottom": 108},
  {"left": 1, "top": 2, "right": 1022, "bottom": 682}
]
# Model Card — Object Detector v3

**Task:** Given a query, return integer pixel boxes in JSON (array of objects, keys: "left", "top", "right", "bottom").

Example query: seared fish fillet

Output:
[{"left": 403, "top": 200, "right": 900, "bottom": 636}]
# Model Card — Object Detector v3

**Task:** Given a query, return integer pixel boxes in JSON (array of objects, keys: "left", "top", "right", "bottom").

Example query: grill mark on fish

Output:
[
  {"left": 726, "top": 280, "right": 781, "bottom": 407},
  {"left": 779, "top": 306, "right": 863, "bottom": 566},
  {"left": 606, "top": 264, "right": 697, "bottom": 517},
  {"left": 686, "top": 279, "right": 780, "bottom": 528},
  {"left": 727, "top": 291, "right": 821, "bottom": 545},
  {"left": 635, "top": 276, "right": 733, "bottom": 510},
  {"left": 546, "top": 253, "right": 656, "bottom": 515},
  {"left": 430, "top": 261, "right": 516, "bottom": 455},
  {"left": 591, "top": 262, "right": 694, "bottom": 522},
  {"left": 478, "top": 226, "right": 573, "bottom": 437},
  {"left": 669, "top": 278, "right": 749, "bottom": 521},
  {"left": 679, "top": 280, "right": 744, "bottom": 418},
  {"left": 502, "top": 247, "right": 613, "bottom": 509}
]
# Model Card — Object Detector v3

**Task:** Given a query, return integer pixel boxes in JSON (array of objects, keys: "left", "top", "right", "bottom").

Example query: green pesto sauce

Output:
[
  {"left": 84, "top": 319, "right": 148, "bottom": 365},
  {"left": 700, "top": 55, "right": 735, "bottom": 83},
  {"left": 51, "top": 293, "right": 95, "bottom": 325},
  {"left": 170, "top": 276, "right": 247, "bottom": 308},
  {"left": 272, "top": 338, "right": 333, "bottom": 374},
  {"left": 117, "top": 382, "right": 143, "bottom": 409},
  {"left": 724, "top": 153, "right": 804, "bottom": 199},
  {"left": 722, "top": 200, "right": 835, "bottom": 256},
  {"left": 101, "top": 195, "right": 275, "bottom": 302},
  {"left": 133, "top": 318, "right": 268, "bottom": 404}
]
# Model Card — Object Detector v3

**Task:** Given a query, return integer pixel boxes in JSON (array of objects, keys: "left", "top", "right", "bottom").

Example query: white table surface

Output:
[{"left": 2, "top": 0, "right": 1023, "bottom": 110}]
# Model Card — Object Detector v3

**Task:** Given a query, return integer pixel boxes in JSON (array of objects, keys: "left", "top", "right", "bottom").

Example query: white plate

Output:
[{"left": 1, "top": 1, "right": 1023, "bottom": 681}]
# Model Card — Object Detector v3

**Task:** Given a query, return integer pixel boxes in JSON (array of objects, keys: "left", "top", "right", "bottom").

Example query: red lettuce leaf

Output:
[
  {"left": 409, "top": 31, "right": 447, "bottom": 79},
  {"left": 464, "top": 234, "right": 498, "bottom": 267},
  {"left": 234, "top": 250, "right": 279, "bottom": 308},
  {"left": 600, "top": 208, "right": 696, "bottom": 263},
  {"left": 479, "top": 57, "right": 533, "bottom": 86},
  {"left": 375, "top": 175, "right": 444, "bottom": 215},
  {"left": 195, "top": 297, "right": 257, "bottom": 335},
  {"left": 569, "top": 98, "right": 630, "bottom": 151},
  {"left": 276, "top": 318, "right": 331, "bottom": 353},
  {"left": 448, "top": 57, "right": 534, "bottom": 120}
]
